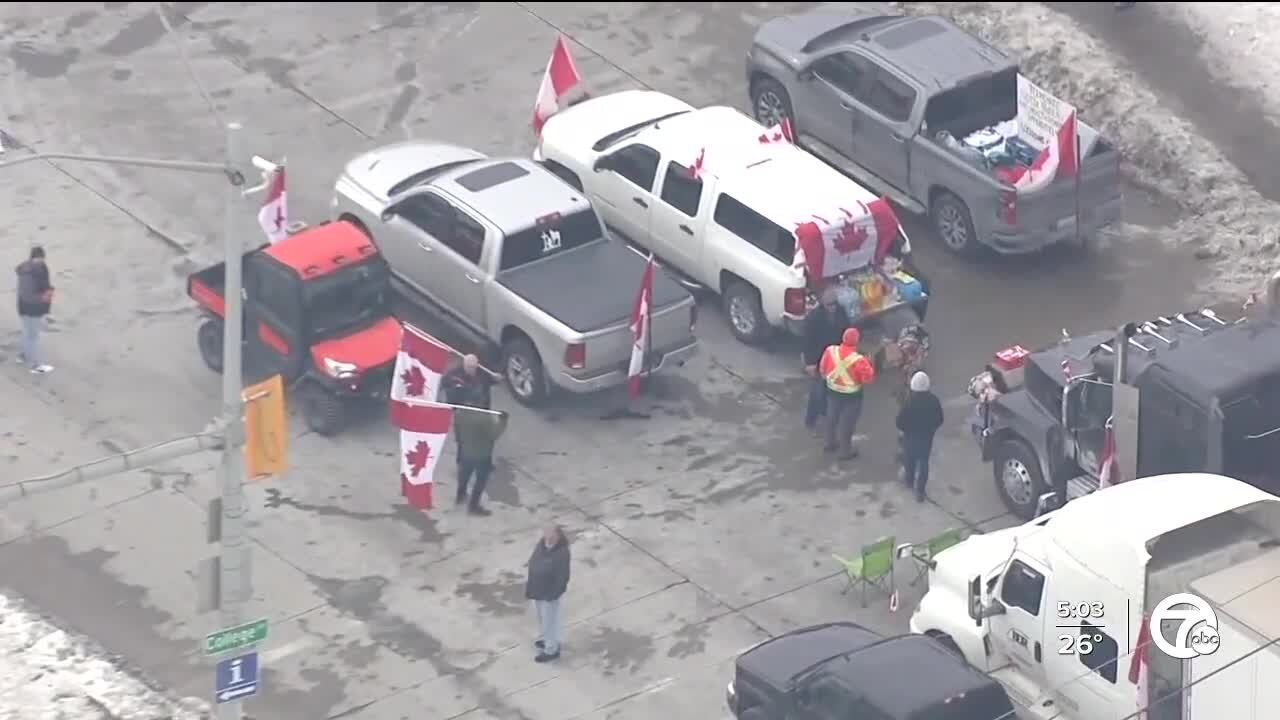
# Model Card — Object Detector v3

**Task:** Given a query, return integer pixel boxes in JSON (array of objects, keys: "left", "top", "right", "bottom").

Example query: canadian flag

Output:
[
  {"left": 1098, "top": 416, "right": 1120, "bottom": 489},
  {"left": 390, "top": 401, "right": 452, "bottom": 510},
  {"left": 390, "top": 323, "right": 453, "bottom": 404},
  {"left": 794, "top": 198, "right": 900, "bottom": 282},
  {"left": 1128, "top": 615, "right": 1152, "bottom": 718},
  {"left": 532, "top": 35, "right": 582, "bottom": 136},
  {"left": 758, "top": 118, "right": 794, "bottom": 144},
  {"left": 257, "top": 166, "right": 288, "bottom": 244},
  {"left": 1006, "top": 111, "right": 1078, "bottom": 194},
  {"left": 627, "top": 253, "right": 655, "bottom": 398}
]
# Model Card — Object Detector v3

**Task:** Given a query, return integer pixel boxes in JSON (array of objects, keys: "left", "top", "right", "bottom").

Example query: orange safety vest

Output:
[{"left": 822, "top": 346, "right": 865, "bottom": 394}]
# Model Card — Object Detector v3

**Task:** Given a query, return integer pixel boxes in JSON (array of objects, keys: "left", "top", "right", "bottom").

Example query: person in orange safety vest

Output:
[{"left": 819, "top": 327, "right": 877, "bottom": 459}]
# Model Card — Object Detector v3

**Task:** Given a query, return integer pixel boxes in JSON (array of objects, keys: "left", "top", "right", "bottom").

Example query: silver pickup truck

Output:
[
  {"left": 332, "top": 141, "right": 698, "bottom": 406},
  {"left": 747, "top": 9, "right": 1123, "bottom": 256}
]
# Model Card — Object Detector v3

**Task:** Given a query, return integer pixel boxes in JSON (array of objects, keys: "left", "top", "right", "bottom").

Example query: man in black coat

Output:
[
  {"left": 441, "top": 354, "right": 494, "bottom": 409},
  {"left": 801, "top": 287, "right": 847, "bottom": 431},
  {"left": 525, "top": 525, "right": 571, "bottom": 663},
  {"left": 896, "top": 371, "right": 944, "bottom": 502}
]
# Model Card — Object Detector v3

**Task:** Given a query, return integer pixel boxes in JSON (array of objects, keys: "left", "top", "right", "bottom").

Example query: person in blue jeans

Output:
[
  {"left": 15, "top": 246, "right": 54, "bottom": 374},
  {"left": 896, "top": 372, "right": 944, "bottom": 502},
  {"left": 801, "top": 287, "right": 847, "bottom": 431},
  {"left": 525, "top": 524, "right": 571, "bottom": 663}
]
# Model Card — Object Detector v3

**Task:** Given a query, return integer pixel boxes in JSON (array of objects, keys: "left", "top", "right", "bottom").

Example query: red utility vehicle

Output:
[{"left": 187, "top": 221, "right": 401, "bottom": 435}]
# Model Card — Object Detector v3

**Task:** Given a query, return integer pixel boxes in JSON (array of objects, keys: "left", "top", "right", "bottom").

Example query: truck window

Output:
[
  {"left": 660, "top": 162, "right": 703, "bottom": 217},
  {"left": 811, "top": 52, "right": 873, "bottom": 97},
  {"left": 864, "top": 69, "right": 916, "bottom": 123},
  {"left": 499, "top": 209, "right": 605, "bottom": 271},
  {"left": 1078, "top": 621, "right": 1118, "bottom": 683},
  {"left": 446, "top": 210, "right": 485, "bottom": 265},
  {"left": 395, "top": 193, "right": 454, "bottom": 240},
  {"left": 713, "top": 195, "right": 795, "bottom": 264},
  {"left": 611, "top": 144, "right": 660, "bottom": 192},
  {"left": 999, "top": 560, "right": 1045, "bottom": 616}
]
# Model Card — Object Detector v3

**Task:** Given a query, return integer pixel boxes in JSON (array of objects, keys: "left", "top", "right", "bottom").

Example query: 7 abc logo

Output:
[{"left": 1150, "top": 593, "right": 1221, "bottom": 660}]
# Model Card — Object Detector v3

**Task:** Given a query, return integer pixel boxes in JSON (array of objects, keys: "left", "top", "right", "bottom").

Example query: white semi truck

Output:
[{"left": 908, "top": 473, "right": 1280, "bottom": 720}]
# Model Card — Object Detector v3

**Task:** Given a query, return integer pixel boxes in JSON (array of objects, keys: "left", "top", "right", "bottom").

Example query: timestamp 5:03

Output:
[{"left": 1056, "top": 601, "right": 1105, "bottom": 619}]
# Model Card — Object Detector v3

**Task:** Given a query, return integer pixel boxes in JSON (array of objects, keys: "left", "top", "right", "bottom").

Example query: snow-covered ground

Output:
[
  {"left": 899, "top": 1, "right": 1280, "bottom": 299},
  {"left": 1162, "top": 3, "right": 1280, "bottom": 120},
  {"left": 0, "top": 593, "right": 205, "bottom": 720}
]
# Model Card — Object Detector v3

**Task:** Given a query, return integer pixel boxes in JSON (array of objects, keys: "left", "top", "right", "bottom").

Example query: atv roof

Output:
[
  {"left": 1033, "top": 311, "right": 1280, "bottom": 406},
  {"left": 263, "top": 221, "right": 378, "bottom": 280}
]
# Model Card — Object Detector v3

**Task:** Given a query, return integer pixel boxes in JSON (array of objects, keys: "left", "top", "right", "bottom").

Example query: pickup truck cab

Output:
[
  {"left": 332, "top": 141, "right": 698, "bottom": 406},
  {"left": 535, "top": 90, "right": 926, "bottom": 345},
  {"left": 727, "top": 622, "right": 1016, "bottom": 720},
  {"left": 748, "top": 8, "right": 1123, "bottom": 256}
]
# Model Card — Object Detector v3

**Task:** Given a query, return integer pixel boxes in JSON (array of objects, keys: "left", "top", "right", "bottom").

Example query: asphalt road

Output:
[{"left": 0, "top": 3, "right": 1209, "bottom": 719}]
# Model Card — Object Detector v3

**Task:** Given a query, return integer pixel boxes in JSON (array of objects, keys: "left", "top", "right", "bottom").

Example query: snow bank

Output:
[
  {"left": 897, "top": 1, "right": 1280, "bottom": 298},
  {"left": 1160, "top": 3, "right": 1280, "bottom": 121},
  {"left": 0, "top": 593, "right": 206, "bottom": 719}
]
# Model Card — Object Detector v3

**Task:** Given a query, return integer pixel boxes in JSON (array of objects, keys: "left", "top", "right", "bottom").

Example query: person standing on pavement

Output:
[
  {"left": 896, "top": 371, "right": 944, "bottom": 503},
  {"left": 442, "top": 353, "right": 494, "bottom": 409},
  {"left": 451, "top": 406, "right": 508, "bottom": 517},
  {"left": 15, "top": 246, "right": 54, "bottom": 374},
  {"left": 802, "top": 287, "right": 848, "bottom": 432},
  {"left": 526, "top": 524, "right": 571, "bottom": 663},
  {"left": 819, "top": 328, "right": 876, "bottom": 459}
]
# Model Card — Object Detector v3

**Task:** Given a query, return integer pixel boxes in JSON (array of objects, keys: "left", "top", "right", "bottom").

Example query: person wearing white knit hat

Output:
[{"left": 896, "top": 371, "right": 944, "bottom": 502}]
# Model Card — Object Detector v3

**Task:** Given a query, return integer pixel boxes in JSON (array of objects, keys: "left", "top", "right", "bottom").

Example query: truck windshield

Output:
[
  {"left": 499, "top": 209, "right": 605, "bottom": 272},
  {"left": 304, "top": 260, "right": 391, "bottom": 338},
  {"left": 1222, "top": 374, "right": 1280, "bottom": 494}
]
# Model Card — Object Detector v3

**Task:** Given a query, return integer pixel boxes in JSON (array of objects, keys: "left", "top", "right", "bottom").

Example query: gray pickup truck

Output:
[
  {"left": 332, "top": 141, "right": 698, "bottom": 407},
  {"left": 747, "top": 9, "right": 1123, "bottom": 256}
]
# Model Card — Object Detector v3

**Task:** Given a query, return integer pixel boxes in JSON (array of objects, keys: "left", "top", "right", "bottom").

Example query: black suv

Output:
[{"left": 727, "top": 623, "right": 1015, "bottom": 720}]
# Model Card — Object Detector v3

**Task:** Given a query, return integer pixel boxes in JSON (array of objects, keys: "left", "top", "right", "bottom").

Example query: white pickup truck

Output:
[{"left": 534, "top": 90, "right": 926, "bottom": 345}]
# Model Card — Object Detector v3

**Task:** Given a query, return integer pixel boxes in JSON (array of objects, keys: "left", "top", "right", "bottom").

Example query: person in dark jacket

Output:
[
  {"left": 452, "top": 408, "right": 508, "bottom": 516},
  {"left": 801, "top": 287, "right": 847, "bottom": 431},
  {"left": 525, "top": 525, "right": 571, "bottom": 663},
  {"left": 896, "top": 372, "right": 944, "bottom": 502},
  {"left": 441, "top": 354, "right": 494, "bottom": 409},
  {"left": 15, "top": 246, "right": 54, "bottom": 374}
]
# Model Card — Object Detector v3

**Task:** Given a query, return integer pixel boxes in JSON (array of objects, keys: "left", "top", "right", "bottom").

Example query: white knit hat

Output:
[{"left": 910, "top": 371, "right": 930, "bottom": 392}]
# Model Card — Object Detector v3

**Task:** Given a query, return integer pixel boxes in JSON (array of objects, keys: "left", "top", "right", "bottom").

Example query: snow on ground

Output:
[
  {"left": 0, "top": 593, "right": 206, "bottom": 720},
  {"left": 898, "top": 1, "right": 1280, "bottom": 299},
  {"left": 1161, "top": 3, "right": 1280, "bottom": 120}
]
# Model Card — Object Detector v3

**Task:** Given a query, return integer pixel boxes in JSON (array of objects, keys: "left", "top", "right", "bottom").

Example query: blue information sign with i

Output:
[{"left": 214, "top": 651, "right": 260, "bottom": 703}]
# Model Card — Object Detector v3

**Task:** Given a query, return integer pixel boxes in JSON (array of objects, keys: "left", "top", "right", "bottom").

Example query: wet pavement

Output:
[{"left": 0, "top": 3, "right": 1208, "bottom": 718}]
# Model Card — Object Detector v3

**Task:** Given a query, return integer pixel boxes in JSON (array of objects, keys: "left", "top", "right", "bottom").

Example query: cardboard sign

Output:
[{"left": 1016, "top": 75, "right": 1075, "bottom": 150}]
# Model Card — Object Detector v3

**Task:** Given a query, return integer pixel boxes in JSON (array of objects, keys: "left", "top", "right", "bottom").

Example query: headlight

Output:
[{"left": 323, "top": 357, "right": 358, "bottom": 378}]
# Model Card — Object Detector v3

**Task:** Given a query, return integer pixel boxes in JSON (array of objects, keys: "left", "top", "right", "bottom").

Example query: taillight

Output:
[
  {"left": 564, "top": 342, "right": 586, "bottom": 370},
  {"left": 689, "top": 303, "right": 698, "bottom": 332},
  {"left": 784, "top": 287, "right": 806, "bottom": 316},
  {"left": 998, "top": 189, "right": 1017, "bottom": 225}
]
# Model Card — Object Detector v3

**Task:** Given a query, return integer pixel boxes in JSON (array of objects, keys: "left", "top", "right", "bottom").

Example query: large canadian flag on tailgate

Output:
[
  {"left": 257, "top": 166, "right": 288, "bottom": 244},
  {"left": 532, "top": 35, "right": 582, "bottom": 135},
  {"left": 390, "top": 324, "right": 453, "bottom": 403},
  {"left": 794, "top": 198, "right": 900, "bottom": 282},
  {"left": 1008, "top": 112, "right": 1078, "bottom": 194}
]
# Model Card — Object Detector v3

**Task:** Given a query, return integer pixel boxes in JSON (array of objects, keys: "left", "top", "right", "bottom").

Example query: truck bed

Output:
[{"left": 496, "top": 239, "right": 689, "bottom": 332}]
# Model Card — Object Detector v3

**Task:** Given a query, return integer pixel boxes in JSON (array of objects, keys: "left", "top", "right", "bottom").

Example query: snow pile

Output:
[
  {"left": 898, "top": 1, "right": 1280, "bottom": 298},
  {"left": 1161, "top": 3, "right": 1280, "bottom": 121},
  {"left": 0, "top": 593, "right": 207, "bottom": 719}
]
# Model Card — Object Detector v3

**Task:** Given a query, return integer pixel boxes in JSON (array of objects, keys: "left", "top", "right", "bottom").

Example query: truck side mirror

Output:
[
  {"left": 592, "top": 155, "right": 613, "bottom": 173},
  {"left": 967, "top": 576, "right": 983, "bottom": 627},
  {"left": 380, "top": 204, "right": 398, "bottom": 222}
]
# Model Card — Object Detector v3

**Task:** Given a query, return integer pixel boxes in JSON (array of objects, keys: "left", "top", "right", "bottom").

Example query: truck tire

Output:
[
  {"left": 198, "top": 319, "right": 224, "bottom": 373},
  {"left": 993, "top": 438, "right": 1048, "bottom": 520},
  {"left": 723, "top": 281, "right": 770, "bottom": 345},
  {"left": 750, "top": 77, "right": 795, "bottom": 132},
  {"left": 503, "top": 337, "right": 549, "bottom": 407},
  {"left": 930, "top": 192, "right": 981, "bottom": 257},
  {"left": 299, "top": 382, "right": 345, "bottom": 437}
]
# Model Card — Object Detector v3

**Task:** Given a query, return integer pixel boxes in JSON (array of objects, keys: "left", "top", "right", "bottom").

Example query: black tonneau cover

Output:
[{"left": 496, "top": 239, "right": 689, "bottom": 332}]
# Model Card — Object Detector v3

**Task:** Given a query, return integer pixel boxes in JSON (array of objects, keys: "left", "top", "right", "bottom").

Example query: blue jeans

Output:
[
  {"left": 534, "top": 599, "right": 562, "bottom": 654},
  {"left": 19, "top": 315, "right": 42, "bottom": 367},
  {"left": 903, "top": 438, "right": 933, "bottom": 500},
  {"left": 804, "top": 375, "right": 827, "bottom": 428}
]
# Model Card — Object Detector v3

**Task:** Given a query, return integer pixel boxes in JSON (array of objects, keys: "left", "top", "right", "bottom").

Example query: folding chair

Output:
[
  {"left": 906, "top": 528, "right": 965, "bottom": 587},
  {"left": 832, "top": 536, "right": 895, "bottom": 608}
]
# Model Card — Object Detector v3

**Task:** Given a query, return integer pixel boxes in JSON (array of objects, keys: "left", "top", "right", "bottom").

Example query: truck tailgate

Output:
[
  {"left": 1011, "top": 140, "right": 1122, "bottom": 236},
  {"left": 581, "top": 299, "right": 696, "bottom": 373}
]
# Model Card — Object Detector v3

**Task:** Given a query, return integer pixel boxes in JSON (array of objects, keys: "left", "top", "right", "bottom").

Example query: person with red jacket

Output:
[{"left": 819, "top": 328, "right": 876, "bottom": 459}]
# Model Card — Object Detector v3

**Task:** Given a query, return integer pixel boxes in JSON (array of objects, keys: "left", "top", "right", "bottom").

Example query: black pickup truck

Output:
[{"left": 727, "top": 622, "right": 1016, "bottom": 720}]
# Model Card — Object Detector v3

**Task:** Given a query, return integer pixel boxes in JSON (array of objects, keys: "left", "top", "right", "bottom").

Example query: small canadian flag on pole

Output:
[
  {"left": 257, "top": 165, "right": 288, "bottom": 244},
  {"left": 627, "top": 253, "right": 655, "bottom": 398},
  {"left": 532, "top": 35, "right": 582, "bottom": 136}
]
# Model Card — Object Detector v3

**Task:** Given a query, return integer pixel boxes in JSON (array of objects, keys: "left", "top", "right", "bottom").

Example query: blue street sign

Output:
[{"left": 214, "top": 651, "right": 260, "bottom": 704}]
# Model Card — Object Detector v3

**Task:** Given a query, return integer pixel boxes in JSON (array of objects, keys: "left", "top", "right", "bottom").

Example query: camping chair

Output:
[
  {"left": 898, "top": 528, "right": 965, "bottom": 587},
  {"left": 832, "top": 536, "right": 895, "bottom": 608}
]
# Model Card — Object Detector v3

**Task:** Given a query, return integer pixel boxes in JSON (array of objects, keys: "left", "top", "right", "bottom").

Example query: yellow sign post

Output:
[{"left": 242, "top": 374, "right": 288, "bottom": 479}]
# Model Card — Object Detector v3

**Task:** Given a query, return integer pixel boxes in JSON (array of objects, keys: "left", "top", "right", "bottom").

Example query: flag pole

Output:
[
  {"left": 1073, "top": 129, "right": 1082, "bottom": 246},
  {"left": 397, "top": 397, "right": 506, "bottom": 417},
  {"left": 642, "top": 252, "right": 654, "bottom": 395},
  {"left": 403, "top": 322, "right": 502, "bottom": 380}
]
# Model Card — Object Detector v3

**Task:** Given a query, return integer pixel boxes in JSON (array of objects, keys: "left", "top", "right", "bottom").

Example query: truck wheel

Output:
[
  {"left": 503, "top": 337, "right": 548, "bottom": 407},
  {"left": 930, "top": 192, "right": 981, "bottom": 256},
  {"left": 299, "top": 382, "right": 345, "bottom": 437},
  {"left": 750, "top": 77, "right": 794, "bottom": 131},
  {"left": 197, "top": 319, "right": 224, "bottom": 373},
  {"left": 723, "top": 282, "right": 769, "bottom": 345},
  {"left": 993, "top": 439, "right": 1048, "bottom": 520}
]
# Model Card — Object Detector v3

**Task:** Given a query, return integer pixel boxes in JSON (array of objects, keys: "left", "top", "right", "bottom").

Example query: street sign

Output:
[
  {"left": 215, "top": 651, "right": 259, "bottom": 704},
  {"left": 205, "top": 618, "right": 268, "bottom": 655}
]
